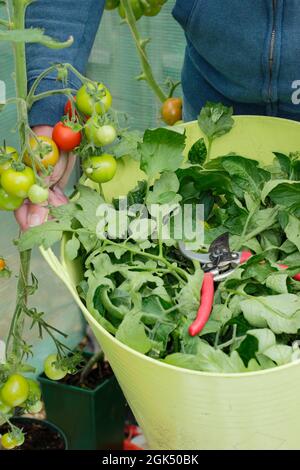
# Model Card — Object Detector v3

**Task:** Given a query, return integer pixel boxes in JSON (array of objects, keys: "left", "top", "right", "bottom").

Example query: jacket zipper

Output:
[{"left": 268, "top": 0, "right": 277, "bottom": 101}]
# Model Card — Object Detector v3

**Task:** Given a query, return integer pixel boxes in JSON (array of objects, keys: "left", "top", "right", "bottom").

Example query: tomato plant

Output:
[
  {"left": 161, "top": 97, "right": 183, "bottom": 125},
  {"left": 83, "top": 154, "right": 117, "bottom": 183},
  {"left": 24, "top": 136, "right": 59, "bottom": 170},
  {"left": 44, "top": 354, "right": 67, "bottom": 381},
  {"left": 0, "top": 0, "right": 115, "bottom": 449},
  {"left": 0, "top": 0, "right": 94, "bottom": 448},
  {"left": 85, "top": 117, "right": 117, "bottom": 147},
  {"left": 76, "top": 83, "right": 112, "bottom": 116},
  {"left": 52, "top": 121, "right": 82, "bottom": 152}
]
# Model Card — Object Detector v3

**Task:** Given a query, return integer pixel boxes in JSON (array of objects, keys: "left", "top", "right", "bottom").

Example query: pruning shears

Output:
[{"left": 179, "top": 233, "right": 300, "bottom": 337}]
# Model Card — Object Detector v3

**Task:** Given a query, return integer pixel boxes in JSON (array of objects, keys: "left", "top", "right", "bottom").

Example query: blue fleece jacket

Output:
[
  {"left": 25, "top": 0, "right": 105, "bottom": 127},
  {"left": 173, "top": 0, "right": 300, "bottom": 121},
  {"left": 26, "top": 0, "right": 300, "bottom": 125}
]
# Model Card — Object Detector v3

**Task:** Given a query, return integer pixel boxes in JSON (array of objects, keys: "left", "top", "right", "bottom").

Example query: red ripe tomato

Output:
[{"left": 52, "top": 122, "right": 82, "bottom": 152}]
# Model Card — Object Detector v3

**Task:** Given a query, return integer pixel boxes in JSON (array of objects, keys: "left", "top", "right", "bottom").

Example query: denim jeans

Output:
[{"left": 26, "top": 0, "right": 105, "bottom": 127}]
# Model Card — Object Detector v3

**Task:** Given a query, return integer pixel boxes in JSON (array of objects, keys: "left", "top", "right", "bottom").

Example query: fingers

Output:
[
  {"left": 15, "top": 200, "right": 49, "bottom": 231},
  {"left": 48, "top": 186, "right": 69, "bottom": 207},
  {"left": 32, "top": 125, "right": 53, "bottom": 138},
  {"left": 15, "top": 126, "right": 76, "bottom": 231},
  {"left": 45, "top": 151, "right": 69, "bottom": 187},
  {"left": 14, "top": 187, "right": 68, "bottom": 231},
  {"left": 32, "top": 125, "right": 77, "bottom": 189}
]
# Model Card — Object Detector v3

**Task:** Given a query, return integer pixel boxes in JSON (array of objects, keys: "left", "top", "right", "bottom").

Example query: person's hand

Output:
[{"left": 15, "top": 126, "right": 76, "bottom": 231}]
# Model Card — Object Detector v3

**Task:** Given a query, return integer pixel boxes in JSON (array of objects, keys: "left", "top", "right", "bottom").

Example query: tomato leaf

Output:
[
  {"left": 198, "top": 102, "right": 234, "bottom": 140},
  {"left": 116, "top": 311, "right": 152, "bottom": 354},
  {"left": 139, "top": 128, "right": 185, "bottom": 179},
  {"left": 188, "top": 138, "right": 207, "bottom": 165}
]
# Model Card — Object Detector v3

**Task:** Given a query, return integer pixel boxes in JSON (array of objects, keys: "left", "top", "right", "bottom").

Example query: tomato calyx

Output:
[{"left": 61, "top": 117, "right": 82, "bottom": 133}]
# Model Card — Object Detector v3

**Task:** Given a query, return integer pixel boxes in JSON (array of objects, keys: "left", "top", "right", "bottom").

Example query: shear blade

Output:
[{"left": 209, "top": 232, "right": 230, "bottom": 257}]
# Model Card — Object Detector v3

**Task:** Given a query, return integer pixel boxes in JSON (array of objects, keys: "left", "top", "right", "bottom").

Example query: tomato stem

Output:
[
  {"left": 26, "top": 63, "right": 94, "bottom": 108},
  {"left": 120, "top": 0, "right": 167, "bottom": 103},
  {"left": 5, "top": 249, "right": 32, "bottom": 364}
]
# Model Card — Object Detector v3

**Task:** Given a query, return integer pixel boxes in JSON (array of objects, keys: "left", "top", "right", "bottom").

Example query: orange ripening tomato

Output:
[
  {"left": 0, "top": 258, "right": 5, "bottom": 271},
  {"left": 24, "top": 136, "right": 59, "bottom": 170},
  {"left": 161, "top": 97, "right": 183, "bottom": 126}
]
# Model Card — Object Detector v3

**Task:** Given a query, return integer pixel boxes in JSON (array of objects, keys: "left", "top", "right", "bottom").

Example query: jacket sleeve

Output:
[{"left": 25, "top": 0, "right": 105, "bottom": 127}]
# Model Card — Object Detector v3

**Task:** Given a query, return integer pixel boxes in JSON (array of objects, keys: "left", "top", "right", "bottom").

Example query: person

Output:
[
  {"left": 173, "top": 0, "right": 300, "bottom": 122},
  {"left": 17, "top": 0, "right": 300, "bottom": 228}
]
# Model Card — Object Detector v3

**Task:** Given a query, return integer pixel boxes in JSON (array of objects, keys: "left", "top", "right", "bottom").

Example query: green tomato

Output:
[
  {"left": 83, "top": 154, "right": 117, "bottom": 183},
  {"left": 105, "top": 0, "right": 120, "bottom": 10},
  {"left": 1, "top": 433, "right": 17, "bottom": 450},
  {"left": 0, "top": 187, "right": 23, "bottom": 211},
  {"left": 76, "top": 83, "right": 112, "bottom": 116},
  {"left": 0, "top": 396, "right": 12, "bottom": 415},
  {"left": 27, "top": 379, "right": 42, "bottom": 401},
  {"left": 119, "top": 0, "right": 144, "bottom": 20},
  {"left": 27, "top": 400, "right": 43, "bottom": 414},
  {"left": 44, "top": 354, "right": 67, "bottom": 381},
  {"left": 1, "top": 166, "right": 35, "bottom": 198},
  {"left": 143, "top": 0, "right": 161, "bottom": 16},
  {"left": 85, "top": 118, "right": 117, "bottom": 147},
  {"left": 1, "top": 431, "right": 24, "bottom": 450},
  {"left": 0, "top": 146, "right": 18, "bottom": 175},
  {"left": 1, "top": 374, "right": 29, "bottom": 407},
  {"left": 28, "top": 184, "right": 49, "bottom": 204}
]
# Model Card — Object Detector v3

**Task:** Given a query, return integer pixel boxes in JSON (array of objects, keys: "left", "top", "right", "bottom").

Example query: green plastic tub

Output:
[{"left": 42, "top": 116, "right": 300, "bottom": 450}]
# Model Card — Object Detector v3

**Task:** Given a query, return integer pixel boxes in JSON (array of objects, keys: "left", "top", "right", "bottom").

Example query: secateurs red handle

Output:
[
  {"left": 189, "top": 273, "right": 214, "bottom": 336},
  {"left": 188, "top": 249, "right": 300, "bottom": 337},
  {"left": 188, "top": 250, "right": 251, "bottom": 337}
]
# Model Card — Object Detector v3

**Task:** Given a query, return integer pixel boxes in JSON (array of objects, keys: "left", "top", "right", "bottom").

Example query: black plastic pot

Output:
[
  {"left": 38, "top": 358, "right": 127, "bottom": 450},
  {"left": 0, "top": 417, "right": 68, "bottom": 450}
]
